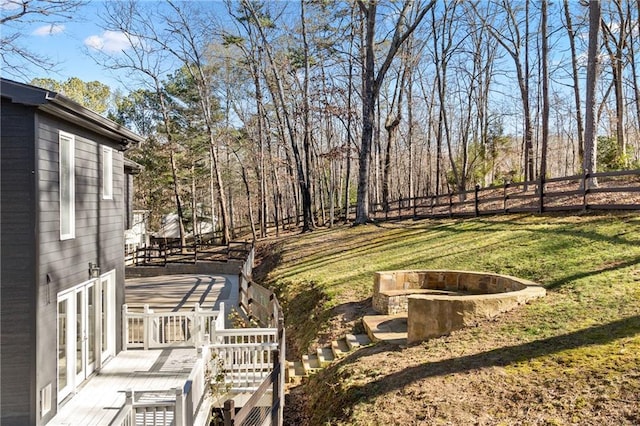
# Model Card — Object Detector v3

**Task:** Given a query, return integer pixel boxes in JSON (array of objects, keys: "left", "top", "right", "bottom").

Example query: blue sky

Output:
[
  {"left": 2, "top": 2, "right": 120, "bottom": 88},
  {"left": 1, "top": 1, "right": 205, "bottom": 92}
]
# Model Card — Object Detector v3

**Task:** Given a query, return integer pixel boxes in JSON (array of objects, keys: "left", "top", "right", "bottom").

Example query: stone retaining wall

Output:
[
  {"left": 373, "top": 270, "right": 531, "bottom": 314},
  {"left": 371, "top": 269, "right": 546, "bottom": 344}
]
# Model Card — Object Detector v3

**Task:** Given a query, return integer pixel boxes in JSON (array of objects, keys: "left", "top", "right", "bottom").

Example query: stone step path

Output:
[{"left": 286, "top": 333, "right": 372, "bottom": 382}]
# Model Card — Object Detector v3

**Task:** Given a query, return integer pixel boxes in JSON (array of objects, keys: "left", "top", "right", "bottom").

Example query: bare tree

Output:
[
  {"left": 539, "top": 0, "right": 549, "bottom": 212},
  {"left": 354, "top": 0, "right": 435, "bottom": 224},
  {"left": 472, "top": 0, "right": 535, "bottom": 184},
  {"left": 563, "top": 0, "right": 586, "bottom": 164},
  {"left": 584, "top": 0, "right": 602, "bottom": 187},
  {"left": 97, "top": 1, "right": 188, "bottom": 247},
  {"left": 0, "top": 0, "right": 86, "bottom": 78},
  {"left": 601, "top": 0, "right": 628, "bottom": 163}
]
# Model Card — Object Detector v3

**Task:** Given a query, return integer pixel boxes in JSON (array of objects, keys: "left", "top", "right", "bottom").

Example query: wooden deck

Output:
[
  {"left": 49, "top": 273, "right": 239, "bottom": 425},
  {"left": 125, "top": 273, "right": 238, "bottom": 312},
  {"left": 49, "top": 348, "right": 197, "bottom": 425}
]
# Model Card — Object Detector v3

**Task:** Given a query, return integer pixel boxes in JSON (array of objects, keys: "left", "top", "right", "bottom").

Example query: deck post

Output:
[
  {"left": 219, "top": 301, "right": 225, "bottom": 328},
  {"left": 143, "top": 304, "right": 150, "bottom": 350},
  {"left": 122, "top": 304, "right": 128, "bottom": 351},
  {"left": 125, "top": 389, "right": 134, "bottom": 424},
  {"left": 194, "top": 302, "right": 201, "bottom": 346},
  {"left": 223, "top": 399, "right": 235, "bottom": 426},
  {"left": 175, "top": 386, "right": 185, "bottom": 426},
  {"left": 272, "top": 349, "right": 280, "bottom": 426}
]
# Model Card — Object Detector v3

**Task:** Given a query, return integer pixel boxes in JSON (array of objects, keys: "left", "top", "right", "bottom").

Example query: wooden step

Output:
[
  {"left": 317, "top": 347, "right": 335, "bottom": 367},
  {"left": 286, "top": 360, "right": 307, "bottom": 382},
  {"left": 331, "top": 338, "right": 350, "bottom": 359},
  {"left": 286, "top": 361, "right": 298, "bottom": 383},
  {"left": 302, "top": 354, "right": 322, "bottom": 375},
  {"left": 345, "top": 334, "right": 371, "bottom": 350}
]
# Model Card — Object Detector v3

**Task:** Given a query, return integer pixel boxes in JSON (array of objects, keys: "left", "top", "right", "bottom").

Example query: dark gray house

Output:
[{"left": 1, "top": 78, "right": 145, "bottom": 425}]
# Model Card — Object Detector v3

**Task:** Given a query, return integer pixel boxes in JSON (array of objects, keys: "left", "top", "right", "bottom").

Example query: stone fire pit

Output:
[{"left": 372, "top": 270, "right": 546, "bottom": 344}]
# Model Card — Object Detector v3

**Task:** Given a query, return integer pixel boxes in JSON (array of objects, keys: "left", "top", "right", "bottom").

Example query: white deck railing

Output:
[
  {"left": 209, "top": 328, "right": 279, "bottom": 392},
  {"left": 110, "top": 346, "right": 211, "bottom": 426},
  {"left": 122, "top": 303, "right": 224, "bottom": 350}
]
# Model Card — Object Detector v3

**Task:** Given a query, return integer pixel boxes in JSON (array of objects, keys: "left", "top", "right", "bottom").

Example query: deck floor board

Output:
[{"left": 49, "top": 348, "right": 196, "bottom": 426}]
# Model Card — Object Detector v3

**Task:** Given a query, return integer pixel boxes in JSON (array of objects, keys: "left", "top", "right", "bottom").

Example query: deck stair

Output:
[{"left": 286, "top": 333, "right": 372, "bottom": 383}]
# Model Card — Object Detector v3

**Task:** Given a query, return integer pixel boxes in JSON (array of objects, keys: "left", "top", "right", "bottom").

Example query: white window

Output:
[
  {"left": 40, "top": 383, "right": 51, "bottom": 418},
  {"left": 103, "top": 146, "right": 113, "bottom": 200},
  {"left": 59, "top": 131, "right": 75, "bottom": 240}
]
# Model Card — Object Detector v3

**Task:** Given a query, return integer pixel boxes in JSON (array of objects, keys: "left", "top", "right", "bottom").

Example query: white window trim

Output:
[
  {"left": 103, "top": 146, "right": 113, "bottom": 200},
  {"left": 59, "top": 131, "right": 75, "bottom": 240}
]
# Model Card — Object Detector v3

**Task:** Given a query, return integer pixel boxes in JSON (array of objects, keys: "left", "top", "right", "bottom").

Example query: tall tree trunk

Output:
[
  {"left": 242, "top": 0, "right": 313, "bottom": 232},
  {"left": 344, "top": 11, "right": 356, "bottom": 222},
  {"left": 540, "top": 0, "right": 549, "bottom": 210},
  {"left": 382, "top": 66, "right": 405, "bottom": 209},
  {"left": 300, "top": 0, "right": 315, "bottom": 231},
  {"left": 168, "top": 148, "right": 187, "bottom": 247},
  {"left": 524, "top": 0, "right": 534, "bottom": 183},
  {"left": 564, "top": 0, "right": 585, "bottom": 166},
  {"left": 629, "top": 1, "right": 640, "bottom": 145},
  {"left": 601, "top": 1, "right": 627, "bottom": 164},
  {"left": 155, "top": 80, "right": 186, "bottom": 248},
  {"left": 354, "top": 0, "right": 434, "bottom": 224},
  {"left": 355, "top": 1, "right": 377, "bottom": 223},
  {"left": 584, "top": 0, "right": 602, "bottom": 188}
]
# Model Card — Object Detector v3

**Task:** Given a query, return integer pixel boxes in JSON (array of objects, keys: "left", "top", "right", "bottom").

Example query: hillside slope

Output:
[{"left": 256, "top": 213, "right": 640, "bottom": 425}]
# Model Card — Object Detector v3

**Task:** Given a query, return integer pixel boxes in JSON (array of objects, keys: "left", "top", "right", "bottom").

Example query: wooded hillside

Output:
[{"left": 91, "top": 1, "right": 640, "bottom": 240}]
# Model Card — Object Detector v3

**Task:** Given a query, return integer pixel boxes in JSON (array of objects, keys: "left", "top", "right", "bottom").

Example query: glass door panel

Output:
[
  {"left": 101, "top": 284, "right": 107, "bottom": 354},
  {"left": 87, "top": 283, "right": 96, "bottom": 374},
  {"left": 57, "top": 295, "right": 73, "bottom": 401},
  {"left": 100, "top": 271, "right": 115, "bottom": 363},
  {"left": 75, "top": 290, "right": 85, "bottom": 383}
]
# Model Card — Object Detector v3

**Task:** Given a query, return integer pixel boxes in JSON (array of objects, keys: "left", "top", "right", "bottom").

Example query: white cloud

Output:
[
  {"left": 0, "top": 0, "right": 21, "bottom": 11},
  {"left": 32, "top": 24, "right": 65, "bottom": 36},
  {"left": 84, "top": 30, "right": 138, "bottom": 54}
]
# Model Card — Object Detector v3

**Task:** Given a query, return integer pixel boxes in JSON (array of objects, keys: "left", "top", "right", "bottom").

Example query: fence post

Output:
[
  {"left": 122, "top": 304, "right": 128, "bottom": 351},
  {"left": 449, "top": 193, "right": 453, "bottom": 217},
  {"left": 474, "top": 184, "right": 480, "bottom": 217},
  {"left": 582, "top": 172, "right": 588, "bottom": 210},
  {"left": 539, "top": 175, "right": 545, "bottom": 214},
  {"left": 223, "top": 399, "right": 235, "bottom": 426},
  {"left": 503, "top": 182, "right": 509, "bottom": 213}
]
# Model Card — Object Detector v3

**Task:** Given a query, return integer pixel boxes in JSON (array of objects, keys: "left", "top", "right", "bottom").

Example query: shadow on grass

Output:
[
  {"left": 547, "top": 255, "right": 640, "bottom": 290},
  {"left": 252, "top": 241, "right": 284, "bottom": 283},
  {"left": 347, "top": 315, "right": 640, "bottom": 404}
]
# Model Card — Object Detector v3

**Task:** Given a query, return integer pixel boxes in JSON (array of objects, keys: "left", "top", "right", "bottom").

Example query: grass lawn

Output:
[{"left": 256, "top": 212, "right": 640, "bottom": 425}]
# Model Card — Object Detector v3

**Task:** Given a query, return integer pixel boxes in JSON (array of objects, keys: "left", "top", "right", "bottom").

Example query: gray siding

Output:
[
  {"left": 1, "top": 99, "right": 38, "bottom": 425},
  {"left": 35, "top": 112, "right": 126, "bottom": 423}
]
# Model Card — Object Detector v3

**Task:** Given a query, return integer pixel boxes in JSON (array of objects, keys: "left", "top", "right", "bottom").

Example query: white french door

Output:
[
  {"left": 74, "top": 282, "right": 97, "bottom": 384},
  {"left": 57, "top": 270, "right": 115, "bottom": 403},
  {"left": 57, "top": 293, "right": 73, "bottom": 402},
  {"left": 100, "top": 271, "right": 116, "bottom": 363}
]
